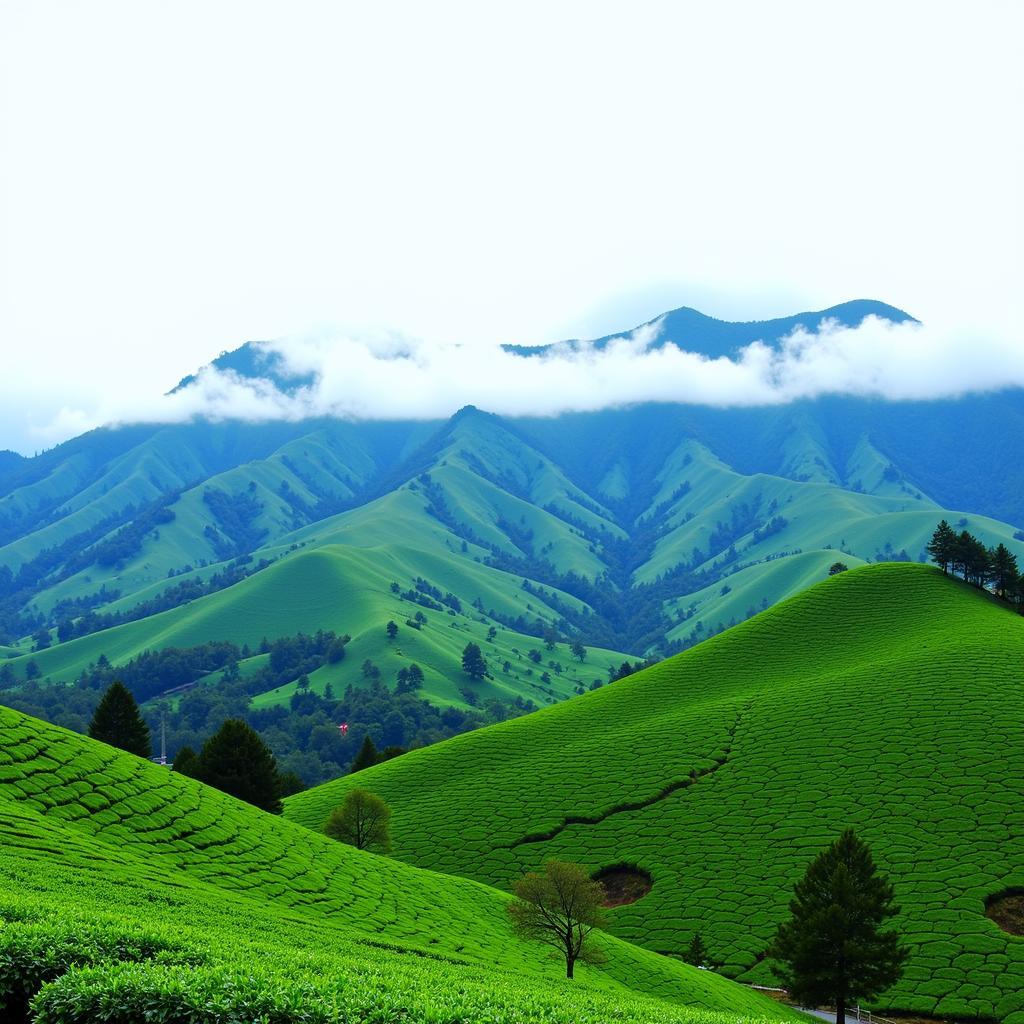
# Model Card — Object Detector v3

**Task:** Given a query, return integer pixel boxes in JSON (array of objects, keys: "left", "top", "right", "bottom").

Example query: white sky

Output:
[{"left": 1, "top": 1, "right": 1021, "bottom": 453}]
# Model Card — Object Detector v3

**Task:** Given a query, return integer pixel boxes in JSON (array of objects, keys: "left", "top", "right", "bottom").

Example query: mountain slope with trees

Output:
[
  {"left": 0, "top": 703, "right": 800, "bottom": 1022},
  {"left": 286, "top": 563, "right": 1024, "bottom": 1023}
]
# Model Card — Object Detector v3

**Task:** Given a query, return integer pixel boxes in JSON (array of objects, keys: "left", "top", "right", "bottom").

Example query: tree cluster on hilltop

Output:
[{"left": 927, "top": 520, "right": 1023, "bottom": 608}]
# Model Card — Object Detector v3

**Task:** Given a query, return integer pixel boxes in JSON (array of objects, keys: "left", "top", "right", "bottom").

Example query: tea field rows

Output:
[
  {"left": 0, "top": 703, "right": 799, "bottom": 1022},
  {"left": 287, "top": 564, "right": 1024, "bottom": 1023}
]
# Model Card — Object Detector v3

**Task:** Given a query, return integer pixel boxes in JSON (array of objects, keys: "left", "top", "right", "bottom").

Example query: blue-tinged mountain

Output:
[
  {"left": 503, "top": 298, "right": 917, "bottom": 358},
  {"left": 2, "top": 298, "right": 1023, "bottom": 745}
]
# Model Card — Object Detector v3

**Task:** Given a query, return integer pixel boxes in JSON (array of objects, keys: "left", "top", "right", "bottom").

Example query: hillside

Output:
[
  {"left": 0, "top": 704, "right": 798, "bottom": 1023},
  {"left": 286, "top": 564, "right": 1024, "bottom": 1023},
  {"left": 3, "top": 301, "right": 1024, "bottom": 767}
]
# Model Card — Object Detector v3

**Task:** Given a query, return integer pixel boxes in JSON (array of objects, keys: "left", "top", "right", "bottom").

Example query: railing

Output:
[{"left": 744, "top": 986, "right": 900, "bottom": 1024}]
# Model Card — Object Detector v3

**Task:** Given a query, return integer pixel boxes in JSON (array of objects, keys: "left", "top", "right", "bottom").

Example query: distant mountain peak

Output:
[
  {"left": 170, "top": 341, "right": 313, "bottom": 396},
  {"left": 503, "top": 299, "right": 917, "bottom": 361}
]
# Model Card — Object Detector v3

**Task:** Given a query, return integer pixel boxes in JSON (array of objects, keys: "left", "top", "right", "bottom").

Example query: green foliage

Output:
[
  {"left": 461, "top": 642, "right": 488, "bottom": 680},
  {"left": 324, "top": 789, "right": 391, "bottom": 852},
  {"left": 88, "top": 682, "right": 151, "bottom": 758},
  {"left": 509, "top": 860, "right": 607, "bottom": 978},
  {"left": 195, "top": 718, "right": 283, "bottom": 813},
  {"left": 3, "top": 637, "right": 532, "bottom": 787},
  {"left": 769, "top": 830, "right": 907, "bottom": 1020},
  {"left": 684, "top": 933, "right": 708, "bottom": 968},
  {"left": 287, "top": 564, "right": 1024, "bottom": 1020},
  {"left": 929, "top": 519, "right": 1022, "bottom": 604},
  {"left": 0, "top": 704, "right": 799, "bottom": 1024},
  {"left": 349, "top": 735, "right": 379, "bottom": 774}
]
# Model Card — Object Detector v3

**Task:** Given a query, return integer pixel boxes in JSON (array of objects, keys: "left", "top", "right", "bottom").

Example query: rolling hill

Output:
[
  {"left": 0, "top": 703, "right": 798, "bottom": 1023},
  {"left": 285, "top": 564, "right": 1024, "bottom": 1023},
  {"left": 3, "top": 300, "right": 1024, "bottom": 775}
]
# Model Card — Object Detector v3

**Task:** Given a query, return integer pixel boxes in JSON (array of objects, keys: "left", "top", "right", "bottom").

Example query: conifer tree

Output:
[
  {"left": 770, "top": 830, "right": 907, "bottom": 1024},
  {"left": 926, "top": 520, "right": 957, "bottom": 574},
  {"left": 684, "top": 932, "right": 708, "bottom": 967},
  {"left": 195, "top": 719, "right": 283, "bottom": 813},
  {"left": 461, "top": 642, "right": 488, "bottom": 680},
  {"left": 349, "top": 734, "right": 379, "bottom": 773},
  {"left": 88, "top": 681, "right": 151, "bottom": 758},
  {"left": 989, "top": 543, "right": 1019, "bottom": 599}
]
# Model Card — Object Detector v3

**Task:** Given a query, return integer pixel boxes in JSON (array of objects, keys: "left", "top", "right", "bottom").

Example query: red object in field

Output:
[{"left": 339, "top": 722, "right": 349, "bottom": 736}]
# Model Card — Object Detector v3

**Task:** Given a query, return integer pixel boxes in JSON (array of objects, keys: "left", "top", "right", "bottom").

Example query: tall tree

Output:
[
  {"left": 769, "top": 830, "right": 907, "bottom": 1024},
  {"left": 461, "top": 642, "right": 488, "bottom": 680},
  {"left": 195, "top": 719, "right": 283, "bottom": 813},
  {"left": 349, "top": 734, "right": 379, "bottom": 773},
  {"left": 570, "top": 640, "right": 588, "bottom": 662},
  {"left": 989, "top": 543, "right": 1019, "bottom": 599},
  {"left": 508, "top": 860, "right": 606, "bottom": 979},
  {"left": 88, "top": 681, "right": 151, "bottom": 758},
  {"left": 926, "top": 520, "right": 957, "bottom": 574},
  {"left": 323, "top": 788, "right": 391, "bottom": 852},
  {"left": 684, "top": 932, "right": 708, "bottom": 967}
]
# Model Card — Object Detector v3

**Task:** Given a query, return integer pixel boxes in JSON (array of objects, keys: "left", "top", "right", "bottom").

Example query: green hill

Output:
[
  {"left": 0, "top": 705, "right": 797, "bottom": 1023},
  {"left": 286, "top": 564, "right": 1024, "bottom": 1023},
  {"left": 12, "top": 543, "right": 625, "bottom": 711}
]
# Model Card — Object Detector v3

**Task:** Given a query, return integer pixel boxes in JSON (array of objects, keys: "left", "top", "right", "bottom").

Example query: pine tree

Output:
[
  {"left": 88, "top": 681, "right": 151, "bottom": 758},
  {"left": 926, "top": 520, "right": 957, "bottom": 574},
  {"left": 770, "top": 830, "right": 907, "bottom": 1024},
  {"left": 461, "top": 642, "right": 488, "bottom": 680},
  {"left": 386, "top": 620, "right": 399, "bottom": 640},
  {"left": 684, "top": 932, "right": 708, "bottom": 967},
  {"left": 195, "top": 719, "right": 283, "bottom": 813},
  {"left": 989, "top": 543, "right": 1019, "bottom": 599},
  {"left": 350, "top": 734, "right": 379, "bottom": 773}
]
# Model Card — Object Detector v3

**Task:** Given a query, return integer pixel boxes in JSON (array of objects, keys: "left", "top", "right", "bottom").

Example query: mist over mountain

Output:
[{"left": 11, "top": 299, "right": 1023, "bottom": 453}]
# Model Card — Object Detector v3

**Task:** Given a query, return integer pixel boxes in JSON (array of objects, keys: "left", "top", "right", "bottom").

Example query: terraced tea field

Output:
[
  {"left": 287, "top": 564, "right": 1024, "bottom": 1023},
  {"left": 0, "top": 704, "right": 798, "bottom": 1023}
]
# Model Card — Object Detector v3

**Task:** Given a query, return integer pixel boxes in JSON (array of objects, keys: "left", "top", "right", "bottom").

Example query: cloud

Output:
[{"left": 22, "top": 312, "right": 1024, "bottom": 445}]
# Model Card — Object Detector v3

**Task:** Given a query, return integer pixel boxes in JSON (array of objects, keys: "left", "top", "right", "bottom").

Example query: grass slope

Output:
[
  {"left": 0, "top": 705, "right": 797, "bottom": 1023},
  {"left": 7, "top": 406, "right": 1024, "bottom": 684},
  {"left": 14, "top": 545, "right": 624, "bottom": 709},
  {"left": 287, "top": 564, "right": 1024, "bottom": 1023}
]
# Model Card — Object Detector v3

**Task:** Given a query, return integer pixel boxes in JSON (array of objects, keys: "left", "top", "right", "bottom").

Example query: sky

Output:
[{"left": 0, "top": 1, "right": 1021, "bottom": 454}]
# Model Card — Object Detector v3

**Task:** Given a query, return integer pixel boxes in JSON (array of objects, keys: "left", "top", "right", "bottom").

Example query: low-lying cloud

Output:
[{"left": 26, "top": 313, "right": 1024, "bottom": 445}]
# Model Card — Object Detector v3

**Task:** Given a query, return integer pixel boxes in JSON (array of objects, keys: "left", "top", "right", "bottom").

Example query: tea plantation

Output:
[
  {"left": 287, "top": 563, "right": 1024, "bottom": 1023},
  {"left": 0, "top": 705, "right": 800, "bottom": 1023}
]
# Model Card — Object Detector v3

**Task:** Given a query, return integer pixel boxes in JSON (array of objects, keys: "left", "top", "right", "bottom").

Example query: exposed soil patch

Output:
[
  {"left": 593, "top": 864, "right": 652, "bottom": 907},
  {"left": 986, "top": 889, "right": 1024, "bottom": 935}
]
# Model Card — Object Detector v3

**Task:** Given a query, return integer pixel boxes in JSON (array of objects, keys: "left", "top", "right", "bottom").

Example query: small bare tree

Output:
[
  {"left": 323, "top": 788, "right": 391, "bottom": 853},
  {"left": 508, "top": 860, "right": 606, "bottom": 978}
]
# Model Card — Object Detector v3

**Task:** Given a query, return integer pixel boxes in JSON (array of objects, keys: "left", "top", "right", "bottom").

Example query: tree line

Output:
[{"left": 927, "top": 520, "right": 1023, "bottom": 609}]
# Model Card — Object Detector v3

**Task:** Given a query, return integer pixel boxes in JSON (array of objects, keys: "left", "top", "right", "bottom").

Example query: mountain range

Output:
[{"left": 1, "top": 300, "right": 1023, "bottom": 716}]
